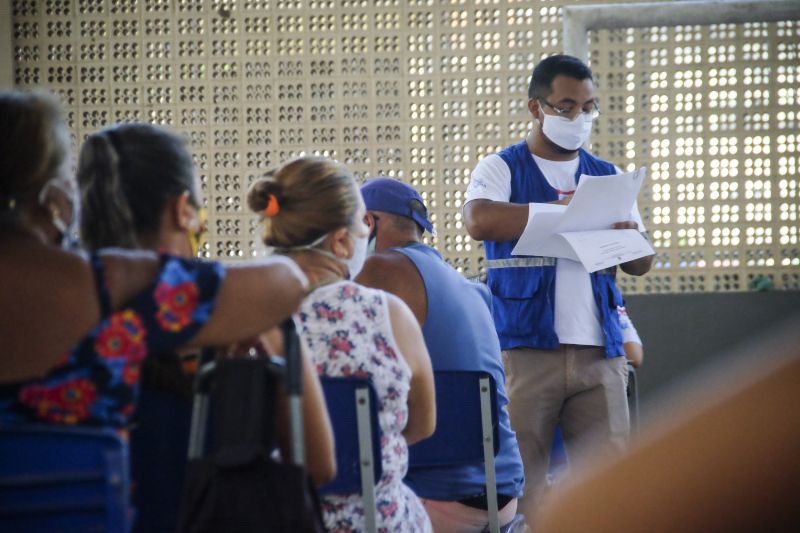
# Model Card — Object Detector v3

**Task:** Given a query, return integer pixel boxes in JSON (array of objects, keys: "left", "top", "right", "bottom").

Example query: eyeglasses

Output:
[{"left": 540, "top": 99, "right": 600, "bottom": 122}]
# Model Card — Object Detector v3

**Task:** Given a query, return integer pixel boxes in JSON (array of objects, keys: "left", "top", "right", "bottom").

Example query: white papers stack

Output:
[{"left": 511, "top": 168, "right": 655, "bottom": 273}]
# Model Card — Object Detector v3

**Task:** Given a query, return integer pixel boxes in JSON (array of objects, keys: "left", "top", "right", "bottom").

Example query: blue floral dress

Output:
[
  {"left": 296, "top": 281, "right": 432, "bottom": 533},
  {"left": 0, "top": 254, "right": 224, "bottom": 427}
]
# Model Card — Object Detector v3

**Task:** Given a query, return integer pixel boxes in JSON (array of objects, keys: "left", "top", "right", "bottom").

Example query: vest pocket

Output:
[
  {"left": 487, "top": 267, "right": 543, "bottom": 298},
  {"left": 488, "top": 268, "right": 553, "bottom": 338}
]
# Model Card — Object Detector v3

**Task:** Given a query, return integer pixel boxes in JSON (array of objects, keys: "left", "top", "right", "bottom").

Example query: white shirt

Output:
[
  {"left": 467, "top": 152, "right": 645, "bottom": 346},
  {"left": 617, "top": 306, "right": 642, "bottom": 346}
]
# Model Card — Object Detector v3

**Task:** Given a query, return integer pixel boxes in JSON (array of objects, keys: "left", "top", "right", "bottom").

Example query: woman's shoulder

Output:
[
  {"left": 89, "top": 252, "right": 225, "bottom": 357},
  {"left": 310, "top": 279, "right": 384, "bottom": 303},
  {"left": 99, "top": 250, "right": 224, "bottom": 309},
  {"left": 301, "top": 281, "right": 389, "bottom": 328},
  {"left": 0, "top": 244, "right": 99, "bottom": 324}
]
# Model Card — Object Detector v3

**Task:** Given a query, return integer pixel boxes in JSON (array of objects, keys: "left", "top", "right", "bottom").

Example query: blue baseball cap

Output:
[{"left": 361, "top": 177, "right": 435, "bottom": 235}]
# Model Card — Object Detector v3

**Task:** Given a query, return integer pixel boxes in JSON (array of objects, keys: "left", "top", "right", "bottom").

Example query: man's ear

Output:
[
  {"left": 172, "top": 191, "right": 196, "bottom": 232},
  {"left": 365, "top": 212, "right": 377, "bottom": 233},
  {"left": 329, "top": 226, "right": 351, "bottom": 259},
  {"left": 528, "top": 98, "right": 541, "bottom": 119}
]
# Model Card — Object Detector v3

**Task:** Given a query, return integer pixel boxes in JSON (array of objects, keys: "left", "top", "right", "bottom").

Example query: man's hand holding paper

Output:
[{"left": 511, "top": 167, "right": 655, "bottom": 272}]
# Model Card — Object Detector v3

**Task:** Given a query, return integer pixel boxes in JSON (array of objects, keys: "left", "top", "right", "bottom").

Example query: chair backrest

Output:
[
  {"left": 547, "top": 425, "right": 569, "bottom": 486},
  {"left": 408, "top": 371, "right": 499, "bottom": 466},
  {"left": 318, "top": 377, "right": 382, "bottom": 533},
  {"left": 407, "top": 370, "right": 501, "bottom": 533},
  {"left": 0, "top": 424, "right": 130, "bottom": 533},
  {"left": 317, "top": 377, "right": 382, "bottom": 495}
]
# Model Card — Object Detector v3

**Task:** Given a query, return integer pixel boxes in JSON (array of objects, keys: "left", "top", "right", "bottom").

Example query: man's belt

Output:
[{"left": 485, "top": 257, "right": 617, "bottom": 275}]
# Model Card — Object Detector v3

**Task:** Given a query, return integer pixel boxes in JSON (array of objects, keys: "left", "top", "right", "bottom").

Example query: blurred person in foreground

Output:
[{"left": 535, "top": 319, "right": 800, "bottom": 533}]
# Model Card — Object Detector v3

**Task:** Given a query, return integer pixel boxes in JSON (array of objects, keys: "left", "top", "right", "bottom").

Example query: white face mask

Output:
[
  {"left": 38, "top": 175, "right": 81, "bottom": 249},
  {"left": 346, "top": 232, "right": 368, "bottom": 279},
  {"left": 541, "top": 113, "right": 593, "bottom": 151},
  {"left": 274, "top": 229, "right": 368, "bottom": 279},
  {"left": 367, "top": 216, "right": 379, "bottom": 255}
]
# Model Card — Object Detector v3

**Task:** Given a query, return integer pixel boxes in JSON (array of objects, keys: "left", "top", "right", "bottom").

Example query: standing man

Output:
[
  {"left": 463, "top": 54, "right": 653, "bottom": 518},
  {"left": 356, "top": 178, "right": 524, "bottom": 533}
]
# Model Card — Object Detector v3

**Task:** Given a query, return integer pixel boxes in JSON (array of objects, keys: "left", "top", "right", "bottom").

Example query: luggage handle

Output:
[{"left": 281, "top": 319, "right": 305, "bottom": 467}]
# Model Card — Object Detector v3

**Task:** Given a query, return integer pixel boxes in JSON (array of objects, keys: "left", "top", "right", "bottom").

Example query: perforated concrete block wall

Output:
[{"left": 10, "top": 0, "right": 800, "bottom": 293}]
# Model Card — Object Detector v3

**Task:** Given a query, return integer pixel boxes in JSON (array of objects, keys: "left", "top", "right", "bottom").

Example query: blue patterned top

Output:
[{"left": 0, "top": 254, "right": 224, "bottom": 427}]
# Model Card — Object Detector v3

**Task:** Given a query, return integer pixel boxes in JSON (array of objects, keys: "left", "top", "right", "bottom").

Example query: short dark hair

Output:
[
  {"left": 385, "top": 211, "right": 424, "bottom": 238},
  {"left": 528, "top": 54, "right": 594, "bottom": 100}
]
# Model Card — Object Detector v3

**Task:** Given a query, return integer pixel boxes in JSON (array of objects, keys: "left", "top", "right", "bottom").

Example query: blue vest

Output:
[
  {"left": 486, "top": 141, "right": 625, "bottom": 357},
  {"left": 392, "top": 243, "right": 525, "bottom": 501}
]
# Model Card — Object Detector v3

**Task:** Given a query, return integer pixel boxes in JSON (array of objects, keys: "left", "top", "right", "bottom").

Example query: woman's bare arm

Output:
[
  {"left": 267, "top": 329, "right": 337, "bottom": 487},
  {"left": 387, "top": 294, "right": 436, "bottom": 445},
  {"left": 187, "top": 256, "right": 308, "bottom": 348}
]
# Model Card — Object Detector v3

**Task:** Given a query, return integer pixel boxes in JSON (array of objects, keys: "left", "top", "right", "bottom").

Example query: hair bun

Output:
[{"left": 246, "top": 175, "right": 283, "bottom": 214}]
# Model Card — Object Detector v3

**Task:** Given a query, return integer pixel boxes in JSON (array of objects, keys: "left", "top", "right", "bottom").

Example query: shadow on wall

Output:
[{"left": 624, "top": 291, "right": 800, "bottom": 407}]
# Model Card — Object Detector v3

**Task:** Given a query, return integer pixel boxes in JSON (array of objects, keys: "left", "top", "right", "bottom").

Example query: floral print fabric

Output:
[
  {"left": 296, "top": 281, "right": 432, "bottom": 533},
  {"left": 0, "top": 255, "right": 224, "bottom": 427}
]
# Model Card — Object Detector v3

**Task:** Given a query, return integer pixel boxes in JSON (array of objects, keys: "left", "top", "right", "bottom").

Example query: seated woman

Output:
[
  {"left": 248, "top": 157, "right": 436, "bottom": 532},
  {"left": 0, "top": 89, "right": 334, "bottom": 474},
  {"left": 74, "top": 122, "right": 336, "bottom": 531}
]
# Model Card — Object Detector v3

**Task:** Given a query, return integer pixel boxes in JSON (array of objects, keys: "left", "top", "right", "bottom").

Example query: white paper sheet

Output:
[
  {"left": 556, "top": 167, "right": 646, "bottom": 232},
  {"left": 559, "top": 229, "right": 654, "bottom": 273},
  {"left": 513, "top": 203, "right": 578, "bottom": 260},
  {"left": 511, "top": 167, "right": 654, "bottom": 271}
]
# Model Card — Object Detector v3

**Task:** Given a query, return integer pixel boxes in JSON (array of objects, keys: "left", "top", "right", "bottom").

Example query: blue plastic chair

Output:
[
  {"left": 0, "top": 424, "right": 130, "bottom": 533},
  {"left": 407, "top": 371, "right": 503, "bottom": 533},
  {"left": 318, "top": 377, "right": 382, "bottom": 533}
]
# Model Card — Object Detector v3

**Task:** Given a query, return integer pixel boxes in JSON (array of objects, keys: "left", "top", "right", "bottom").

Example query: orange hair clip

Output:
[{"left": 263, "top": 194, "right": 280, "bottom": 217}]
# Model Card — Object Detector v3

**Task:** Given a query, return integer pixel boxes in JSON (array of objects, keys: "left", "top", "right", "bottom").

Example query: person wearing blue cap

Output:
[{"left": 357, "top": 177, "right": 524, "bottom": 533}]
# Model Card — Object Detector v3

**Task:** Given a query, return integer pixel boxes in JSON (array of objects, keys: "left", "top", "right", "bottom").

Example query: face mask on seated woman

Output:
[
  {"left": 275, "top": 227, "right": 369, "bottom": 279},
  {"left": 38, "top": 174, "right": 81, "bottom": 249}
]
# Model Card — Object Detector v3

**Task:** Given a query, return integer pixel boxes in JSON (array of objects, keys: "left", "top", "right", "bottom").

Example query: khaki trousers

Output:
[{"left": 503, "top": 346, "right": 629, "bottom": 521}]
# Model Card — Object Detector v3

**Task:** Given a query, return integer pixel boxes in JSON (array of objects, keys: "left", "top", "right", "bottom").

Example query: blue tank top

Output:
[{"left": 391, "top": 243, "right": 524, "bottom": 500}]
